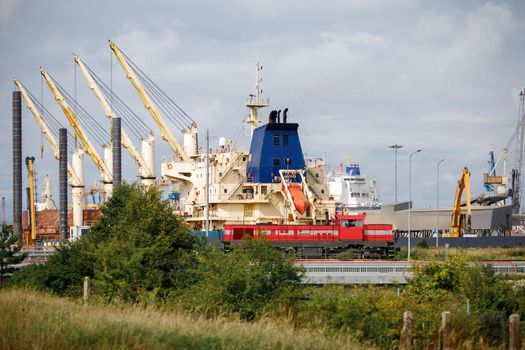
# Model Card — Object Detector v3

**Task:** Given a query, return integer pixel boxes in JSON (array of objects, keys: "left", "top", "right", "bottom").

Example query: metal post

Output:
[
  {"left": 436, "top": 158, "right": 445, "bottom": 247},
  {"left": 388, "top": 144, "right": 403, "bottom": 203},
  {"left": 205, "top": 128, "right": 210, "bottom": 238},
  {"left": 1, "top": 196, "right": 5, "bottom": 226},
  {"left": 13, "top": 91, "right": 22, "bottom": 241},
  {"left": 59, "top": 128, "right": 68, "bottom": 241},
  {"left": 408, "top": 148, "right": 421, "bottom": 261},
  {"left": 112, "top": 117, "right": 122, "bottom": 187}
]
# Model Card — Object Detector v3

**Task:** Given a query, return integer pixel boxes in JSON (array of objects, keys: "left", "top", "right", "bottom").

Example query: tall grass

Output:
[
  {"left": 0, "top": 288, "right": 367, "bottom": 350},
  {"left": 395, "top": 246, "right": 525, "bottom": 261}
]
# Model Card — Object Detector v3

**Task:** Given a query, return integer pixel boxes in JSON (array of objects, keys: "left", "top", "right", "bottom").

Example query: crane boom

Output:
[
  {"left": 446, "top": 167, "right": 472, "bottom": 237},
  {"left": 14, "top": 79, "right": 83, "bottom": 187},
  {"left": 73, "top": 54, "right": 154, "bottom": 178},
  {"left": 40, "top": 67, "right": 112, "bottom": 183},
  {"left": 109, "top": 40, "right": 190, "bottom": 162},
  {"left": 25, "top": 156, "right": 36, "bottom": 243}
]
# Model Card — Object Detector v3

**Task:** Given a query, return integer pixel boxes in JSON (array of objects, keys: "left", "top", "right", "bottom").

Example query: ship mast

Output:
[{"left": 245, "top": 63, "right": 269, "bottom": 137}]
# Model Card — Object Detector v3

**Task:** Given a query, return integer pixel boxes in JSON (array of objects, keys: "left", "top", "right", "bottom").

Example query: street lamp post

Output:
[
  {"left": 388, "top": 144, "right": 403, "bottom": 203},
  {"left": 205, "top": 128, "right": 210, "bottom": 238},
  {"left": 436, "top": 158, "right": 445, "bottom": 247},
  {"left": 408, "top": 148, "right": 422, "bottom": 261}
]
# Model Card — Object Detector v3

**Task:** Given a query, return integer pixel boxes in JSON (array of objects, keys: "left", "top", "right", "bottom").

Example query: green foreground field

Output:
[{"left": 0, "top": 289, "right": 366, "bottom": 350}]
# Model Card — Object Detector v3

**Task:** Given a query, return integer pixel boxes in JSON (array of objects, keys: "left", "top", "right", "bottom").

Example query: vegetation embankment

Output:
[
  {"left": 0, "top": 288, "right": 359, "bottom": 350},
  {"left": 3, "top": 183, "right": 525, "bottom": 349},
  {"left": 394, "top": 240, "right": 525, "bottom": 261}
]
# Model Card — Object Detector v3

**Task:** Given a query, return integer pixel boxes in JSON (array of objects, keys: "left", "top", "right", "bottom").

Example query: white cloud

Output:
[{"left": 0, "top": 0, "right": 23, "bottom": 24}]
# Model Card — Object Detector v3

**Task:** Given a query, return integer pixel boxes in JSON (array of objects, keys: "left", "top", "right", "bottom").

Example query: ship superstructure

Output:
[
  {"left": 328, "top": 162, "right": 380, "bottom": 211},
  {"left": 161, "top": 66, "right": 335, "bottom": 230}
]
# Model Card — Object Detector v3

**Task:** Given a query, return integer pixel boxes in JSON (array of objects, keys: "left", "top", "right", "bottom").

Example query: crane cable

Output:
[
  {"left": 119, "top": 49, "right": 196, "bottom": 131},
  {"left": 84, "top": 62, "right": 152, "bottom": 140}
]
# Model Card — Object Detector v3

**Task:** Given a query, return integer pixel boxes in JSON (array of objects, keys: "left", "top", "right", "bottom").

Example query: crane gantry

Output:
[
  {"left": 40, "top": 67, "right": 114, "bottom": 199},
  {"left": 73, "top": 54, "right": 156, "bottom": 186},
  {"left": 109, "top": 39, "right": 194, "bottom": 163},
  {"left": 14, "top": 79, "right": 86, "bottom": 228}
]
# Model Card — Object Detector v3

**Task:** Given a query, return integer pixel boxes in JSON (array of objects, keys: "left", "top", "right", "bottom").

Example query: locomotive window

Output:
[
  {"left": 341, "top": 220, "right": 356, "bottom": 227},
  {"left": 356, "top": 220, "right": 363, "bottom": 227}
]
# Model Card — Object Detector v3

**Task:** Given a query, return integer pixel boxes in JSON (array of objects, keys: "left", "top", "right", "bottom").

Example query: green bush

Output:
[
  {"left": 10, "top": 183, "right": 199, "bottom": 303},
  {"left": 415, "top": 239, "right": 428, "bottom": 249},
  {"left": 179, "top": 239, "right": 304, "bottom": 320}
]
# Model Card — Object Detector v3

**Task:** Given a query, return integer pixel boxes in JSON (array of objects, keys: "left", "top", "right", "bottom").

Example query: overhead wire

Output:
[
  {"left": 51, "top": 76, "right": 110, "bottom": 147},
  {"left": 25, "top": 85, "right": 76, "bottom": 154},
  {"left": 84, "top": 63, "right": 152, "bottom": 139}
]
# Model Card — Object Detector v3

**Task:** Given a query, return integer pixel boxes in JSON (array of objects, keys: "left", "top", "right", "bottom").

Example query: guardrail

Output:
[{"left": 296, "top": 260, "right": 525, "bottom": 285}]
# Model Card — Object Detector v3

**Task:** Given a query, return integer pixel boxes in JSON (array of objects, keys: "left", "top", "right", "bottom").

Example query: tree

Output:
[
  {"left": 86, "top": 182, "right": 200, "bottom": 303},
  {"left": 181, "top": 239, "right": 304, "bottom": 320},
  {"left": 0, "top": 225, "right": 26, "bottom": 288},
  {"left": 10, "top": 183, "right": 199, "bottom": 301}
]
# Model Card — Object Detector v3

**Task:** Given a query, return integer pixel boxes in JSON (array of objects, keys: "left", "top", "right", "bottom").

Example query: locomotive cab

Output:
[{"left": 337, "top": 214, "right": 366, "bottom": 240}]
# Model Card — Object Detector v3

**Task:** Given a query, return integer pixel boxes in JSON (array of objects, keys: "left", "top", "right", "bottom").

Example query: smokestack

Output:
[
  {"left": 1, "top": 197, "right": 5, "bottom": 226},
  {"left": 13, "top": 91, "right": 22, "bottom": 241},
  {"left": 59, "top": 128, "right": 68, "bottom": 241},
  {"left": 112, "top": 117, "right": 122, "bottom": 187}
]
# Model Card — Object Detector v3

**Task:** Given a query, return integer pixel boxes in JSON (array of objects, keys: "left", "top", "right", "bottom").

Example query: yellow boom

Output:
[
  {"left": 25, "top": 157, "right": 36, "bottom": 243},
  {"left": 73, "top": 54, "right": 154, "bottom": 178},
  {"left": 109, "top": 40, "right": 190, "bottom": 162},
  {"left": 14, "top": 79, "right": 83, "bottom": 187},
  {"left": 445, "top": 167, "right": 472, "bottom": 237},
  {"left": 40, "top": 67, "right": 112, "bottom": 184}
]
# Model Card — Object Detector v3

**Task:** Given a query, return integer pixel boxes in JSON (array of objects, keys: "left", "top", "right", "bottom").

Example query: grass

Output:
[
  {"left": 394, "top": 246, "right": 525, "bottom": 261},
  {"left": 0, "top": 288, "right": 368, "bottom": 350}
]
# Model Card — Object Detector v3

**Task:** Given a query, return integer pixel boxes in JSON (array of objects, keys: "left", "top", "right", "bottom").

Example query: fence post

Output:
[
  {"left": 441, "top": 311, "right": 452, "bottom": 350},
  {"left": 83, "top": 276, "right": 90, "bottom": 302},
  {"left": 400, "top": 311, "right": 413, "bottom": 350},
  {"left": 509, "top": 314, "right": 520, "bottom": 350}
]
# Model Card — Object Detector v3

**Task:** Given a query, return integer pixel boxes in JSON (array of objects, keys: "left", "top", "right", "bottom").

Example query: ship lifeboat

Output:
[{"left": 287, "top": 183, "right": 309, "bottom": 215}]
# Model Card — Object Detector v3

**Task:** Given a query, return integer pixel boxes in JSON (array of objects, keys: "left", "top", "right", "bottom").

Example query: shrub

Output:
[{"left": 179, "top": 239, "right": 304, "bottom": 320}]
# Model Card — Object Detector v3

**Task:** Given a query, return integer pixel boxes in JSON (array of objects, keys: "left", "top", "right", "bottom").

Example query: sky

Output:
[{"left": 1, "top": 0, "right": 524, "bottom": 222}]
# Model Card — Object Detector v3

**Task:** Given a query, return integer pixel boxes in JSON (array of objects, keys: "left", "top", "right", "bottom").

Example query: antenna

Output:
[{"left": 245, "top": 63, "right": 269, "bottom": 136}]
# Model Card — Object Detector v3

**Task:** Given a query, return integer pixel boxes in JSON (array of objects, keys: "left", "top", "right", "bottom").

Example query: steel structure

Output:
[
  {"left": 109, "top": 40, "right": 192, "bottom": 162},
  {"left": 40, "top": 67, "right": 113, "bottom": 199},
  {"left": 14, "top": 79, "right": 85, "bottom": 227},
  {"left": 74, "top": 54, "right": 156, "bottom": 185}
]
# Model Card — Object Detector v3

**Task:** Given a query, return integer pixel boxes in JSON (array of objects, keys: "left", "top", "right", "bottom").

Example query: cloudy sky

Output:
[{"left": 1, "top": 0, "right": 524, "bottom": 222}]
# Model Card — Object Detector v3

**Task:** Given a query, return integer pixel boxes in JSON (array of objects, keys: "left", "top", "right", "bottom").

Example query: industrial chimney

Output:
[
  {"left": 12, "top": 91, "right": 22, "bottom": 241},
  {"left": 59, "top": 128, "right": 68, "bottom": 241}
]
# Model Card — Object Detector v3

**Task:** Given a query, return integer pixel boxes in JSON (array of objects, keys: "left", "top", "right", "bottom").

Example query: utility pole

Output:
[
  {"left": 388, "top": 144, "right": 403, "bottom": 203},
  {"left": 205, "top": 128, "right": 210, "bottom": 238},
  {"left": 436, "top": 158, "right": 445, "bottom": 247}
]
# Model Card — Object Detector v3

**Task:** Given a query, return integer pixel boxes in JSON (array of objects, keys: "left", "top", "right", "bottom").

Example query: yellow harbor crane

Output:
[
  {"left": 109, "top": 40, "right": 193, "bottom": 163},
  {"left": 73, "top": 54, "right": 156, "bottom": 186},
  {"left": 40, "top": 67, "right": 114, "bottom": 199},
  {"left": 25, "top": 156, "right": 36, "bottom": 244},
  {"left": 14, "top": 79, "right": 85, "bottom": 227},
  {"left": 444, "top": 167, "right": 472, "bottom": 238}
]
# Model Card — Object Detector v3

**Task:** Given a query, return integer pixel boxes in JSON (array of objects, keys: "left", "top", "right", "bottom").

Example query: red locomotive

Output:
[{"left": 224, "top": 213, "right": 397, "bottom": 258}]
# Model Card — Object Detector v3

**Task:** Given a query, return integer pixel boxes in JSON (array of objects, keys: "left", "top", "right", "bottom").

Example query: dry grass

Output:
[
  {"left": 397, "top": 246, "right": 525, "bottom": 261},
  {"left": 0, "top": 288, "right": 368, "bottom": 350}
]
